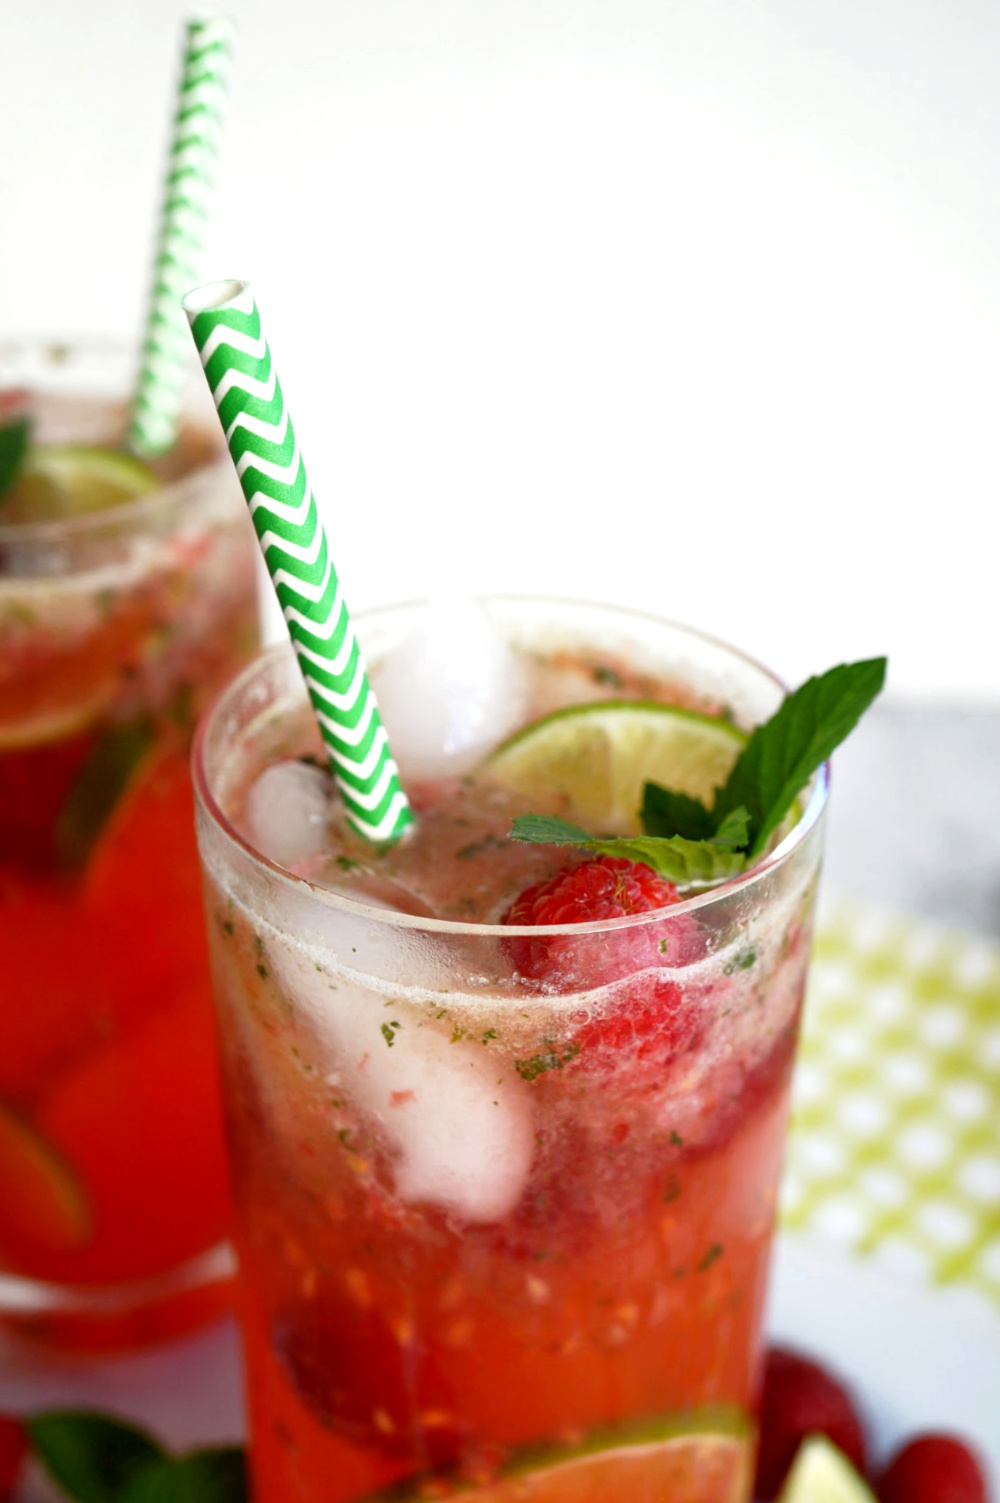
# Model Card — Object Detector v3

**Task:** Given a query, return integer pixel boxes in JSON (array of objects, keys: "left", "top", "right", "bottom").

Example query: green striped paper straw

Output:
[
  {"left": 127, "top": 16, "right": 236, "bottom": 458},
  {"left": 183, "top": 280, "right": 415, "bottom": 847}
]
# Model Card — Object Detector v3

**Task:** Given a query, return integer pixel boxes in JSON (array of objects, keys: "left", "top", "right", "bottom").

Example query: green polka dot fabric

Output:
[{"left": 782, "top": 901, "right": 1000, "bottom": 1313}]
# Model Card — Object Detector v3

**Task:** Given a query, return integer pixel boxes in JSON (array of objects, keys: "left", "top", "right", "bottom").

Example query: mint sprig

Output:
[
  {"left": 510, "top": 657, "right": 886, "bottom": 884},
  {"left": 27, "top": 1414, "right": 162, "bottom": 1503},
  {"left": 508, "top": 812, "right": 749, "bottom": 885},
  {"left": 122, "top": 1451, "right": 246, "bottom": 1503},
  {"left": 27, "top": 1413, "right": 247, "bottom": 1503},
  {"left": 713, "top": 657, "right": 886, "bottom": 856},
  {"left": 0, "top": 413, "right": 30, "bottom": 501},
  {"left": 641, "top": 784, "right": 717, "bottom": 841}
]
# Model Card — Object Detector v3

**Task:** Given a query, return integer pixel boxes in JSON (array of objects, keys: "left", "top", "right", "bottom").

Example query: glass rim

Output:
[
  {"left": 192, "top": 597, "right": 830, "bottom": 939},
  {"left": 0, "top": 1241, "right": 235, "bottom": 1317},
  {"left": 0, "top": 334, "right": 224, "bottom": 548}
]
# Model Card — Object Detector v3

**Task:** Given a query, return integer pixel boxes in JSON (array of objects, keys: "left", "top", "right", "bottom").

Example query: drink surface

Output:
[
  {"left": 198, "top": 616, "right": 826, "bottom": 1502},
  {"left": 0, "top": 387, "right": 260, "bottom": 1349}
]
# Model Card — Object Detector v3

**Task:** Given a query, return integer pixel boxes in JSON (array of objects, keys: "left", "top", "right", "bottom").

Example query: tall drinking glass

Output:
[
  {"left": 0, "top": 340, "right": 260, "bottom": 1351},
  {"left": 194, "top": 599, "right": 828, "bottom": 1503}
]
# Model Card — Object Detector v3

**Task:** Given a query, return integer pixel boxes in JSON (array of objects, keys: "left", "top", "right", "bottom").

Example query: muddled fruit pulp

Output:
[
  {"left": 0, "top": 395, "right": 259, "bottom": 1349},
  {"left": 203, "top": 645, "right": 820, "bottom": 1502}
]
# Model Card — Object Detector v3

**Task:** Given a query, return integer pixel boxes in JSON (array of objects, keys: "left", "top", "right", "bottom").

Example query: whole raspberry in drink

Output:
[
  {"left": 503, "top": 855, "right": 685, "bottom": 979},
  {"left": 502, "top": 856, "right": 705, "bottom": 1069},
  {"left": 755, "top": 1346, "right": 867, "bottom": 1499},
  {"left": 877, "top": 1434, "right": 990, "bottom": 1503}
]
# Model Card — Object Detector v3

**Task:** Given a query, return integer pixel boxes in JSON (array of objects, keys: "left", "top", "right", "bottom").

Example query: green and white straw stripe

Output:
[
  {"left": 127, "top": 16, "right": 235, "bottom": 458},
  {"left": 183, "top": 280, "right": 415, "bottom": 846}
]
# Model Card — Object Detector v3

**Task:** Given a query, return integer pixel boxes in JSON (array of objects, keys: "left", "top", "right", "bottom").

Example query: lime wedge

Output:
[
  {"left": 779, "top": 1437, "right": 877, "bottom": 1503},
  {"left": 372, "top": 1413, "right": 751, "bottom": 1502},
  {"left": 0, "top": 1101, "right": 92, "bottom": 1255},
  {"left": 0, "top": 445, "right": 159, "bottom": 523},
  {"left": 0, "top": 694, "right": 115, "bottom": 753},
  {"left": 491, "top": 1428, "right": 749, "bottom": 1502},
  {"left": 480, "top": 700, "right": 745, "bottom": 835}
]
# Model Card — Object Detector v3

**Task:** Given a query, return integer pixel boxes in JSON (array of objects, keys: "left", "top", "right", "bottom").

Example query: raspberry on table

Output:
[
  {"left": 877, "top": 1434, "right": 990, "bottom": 1503},
  {"left": 755, "top": 1345, "right": 868, "bottom": 1499}
]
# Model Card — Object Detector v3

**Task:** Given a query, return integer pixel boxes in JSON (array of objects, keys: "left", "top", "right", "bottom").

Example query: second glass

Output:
[{"left": 0, "top": 341, "right": 260, "bottom": 1350}]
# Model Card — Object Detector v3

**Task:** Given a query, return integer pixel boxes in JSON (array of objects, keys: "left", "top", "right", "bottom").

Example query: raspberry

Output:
[
  {"left": 503, "top": 857, "right": 704, "bottom": 1073},
  {"left": 275, "top": 1298, "right": 464, "bottom": 1467},
  {"left": 0, "top": 1415, "right": 26, "bottom": 1503},
  {"left": 755, "top": 1346, "right": 867, "bottom": 1499},
  {"left": 503, "top": 857, "right": 692, "bottom": 989},
  {"left": 877, "top": 1435, "right": 989, "bottom": 1503}
]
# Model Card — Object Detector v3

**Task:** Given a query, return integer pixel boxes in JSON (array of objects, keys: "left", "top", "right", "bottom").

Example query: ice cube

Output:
[
  {"left": 370, "top": 595, "right": 527, "bottom": 780},
  {"left": 384, "top": 1022, "right": 535, "bottom": 1222},
  {"left": 244, "top": 759, "right": 333, "bottom": 868},
  {"left": 272, "top": 944, "right": 535, "bottom": 1223}
]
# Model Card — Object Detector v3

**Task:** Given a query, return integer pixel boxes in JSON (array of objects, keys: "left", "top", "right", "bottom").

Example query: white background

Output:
[{"left": 3, "top": 0, "right": 999, "bottom": 696}]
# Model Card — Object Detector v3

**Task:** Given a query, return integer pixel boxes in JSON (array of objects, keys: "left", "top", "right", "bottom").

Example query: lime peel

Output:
[
  {"left": 481, "top": 700, "right": 746, "bottom": 836},
  {"left": 368, "top": 1409, "right": 752, "bottom": 1500}
]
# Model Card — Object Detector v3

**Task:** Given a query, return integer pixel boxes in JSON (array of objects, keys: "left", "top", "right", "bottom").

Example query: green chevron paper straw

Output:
[
  {"left": 127, "top": 16, "right": 236, "bottom": 458},
  {"left": 183, "top": 280, "right": 415, "bottom": 846}
]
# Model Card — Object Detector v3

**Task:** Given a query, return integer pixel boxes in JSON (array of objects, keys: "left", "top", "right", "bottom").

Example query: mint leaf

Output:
[
  {"left": 0, "top": 414, "right": 29, "bottom": 500},
  {"left": 709, "top": 806, "right": 751, "bottom": 850},
  {"left": 55, "top": 720, "right": 154, "bottom": 869},
  {"left": 509, "top": 813, "right": 746, "bottom": 885},
  {"left": 26, "top": 1411, "right": 246, "bottom": 1503},
  {"left": 640, "top": 784, "right": 714, "bottom": 840},
  {"left": 594, "top": 834, "right": 746, "bottom": 885},
  {"left": 27, "top": 1412, "right": 164, "bottom": 1503},
  {"left": 713, "top": 657, "right": 886, "bottom": 856},
  {"left": 508, "top": 814, "right": 597, "bottom": 848},
  {"left": 640, "top": 789, "right": 751, "bottom": 852},
  {"left": 122, "top": 1449, "right": 247, "bottom": 1503}
]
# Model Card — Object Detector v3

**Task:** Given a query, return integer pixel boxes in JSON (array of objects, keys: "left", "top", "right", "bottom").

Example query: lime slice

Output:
[
  {"left": 779, "top": 1437, "right": 877, "bottom": 1503},
  {"left": 0, "top": 1101, "right": 92, "bottom": 1255},
  {"left": 0, "top": 694, "right": 114, "bottom": 753},
  {"left": 480, "top": 700, "right": 745, "bottom": 835},
  {"left": 0, "top": 445, "right": 159, "bottom": 523},
  {"left": 374, "top": 1413, "right": 751, "bottom": 1503},
  {"left": 489, "top": 1429, "right": 748, "bottom": 1502}
]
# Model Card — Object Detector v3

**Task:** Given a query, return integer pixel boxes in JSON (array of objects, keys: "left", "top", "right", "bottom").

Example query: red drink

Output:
[
  {"left": 194, "top": 601, "right": 828, "bottom": 1502},
  {"left": 0, "top": 343, "right": 260, "bottom": 1350}
]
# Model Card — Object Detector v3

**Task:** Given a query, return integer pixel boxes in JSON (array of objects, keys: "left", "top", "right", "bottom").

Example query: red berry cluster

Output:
[
  {"left": 757, "top": 1346, "right": 990, "bottom": 1503},
  {"left": 502, "top": 856, "right": 705, "bottom": 1072}
]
